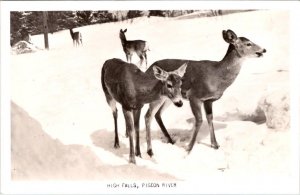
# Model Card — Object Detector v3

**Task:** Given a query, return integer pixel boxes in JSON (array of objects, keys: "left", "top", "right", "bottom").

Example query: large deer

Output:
[
  {"left": 119, "top": 29, "right": 149, "bottom": 68},
  {"left": 101, "top": 58, "right": 187, "bottom": 164},
  {"left": 142, "top": 29, "right": 266, "bottom": 156},
  {"left": 69, "top": 28, "right": 82, "bottom": 47}
]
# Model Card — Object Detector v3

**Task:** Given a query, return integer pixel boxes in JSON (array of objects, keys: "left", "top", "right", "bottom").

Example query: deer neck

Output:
[
  {"left": 70, "top": 30, "right": 74, "bottom": 39},
  {"left": 137, "top": 75, "right": 165, "bottom": 103},
  {"left": 219, "top": 44, "right": 245, "bottom": 79},
  {"left": 120, "top": 34, "right": 127, "bottom": 47}
]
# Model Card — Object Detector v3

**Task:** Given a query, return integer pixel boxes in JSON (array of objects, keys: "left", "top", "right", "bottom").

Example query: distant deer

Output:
[
  {"left": 119, "top": 29, "right": 150, "bottom": 68},
  {"left": 69, "top": 28, "right": 82, "bottom": 47},
  {"left": 141, "top": 29, "right": 266, "bottom": 156},
  {"left": 101, "top": 58, "right": 187, "bottom": 164}
]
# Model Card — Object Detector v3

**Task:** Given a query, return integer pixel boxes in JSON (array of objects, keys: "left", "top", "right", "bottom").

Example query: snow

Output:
[
  {"left": 9, "top": 10, "right": 299, "bottom": 193},
  {"left": 258, "top": 85, "right": 290, "bottom": 130},
  {"left": 11, "top": 102, "right": 176, "bottom": 181},
  {"left": 11, "top": 41, "right": 41, "bottom": 55}
]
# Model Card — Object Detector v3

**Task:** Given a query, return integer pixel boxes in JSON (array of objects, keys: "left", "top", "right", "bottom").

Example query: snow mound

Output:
[
  {"left": 11, "top": 41, "right": 41, "bottom": 55},
  {"left": 215, "top": 96, "right": 266, "bottom": 124},
  {"left": 219, "top": 121, "right": 292, "bottom": 176},
  {"left": 258, "top": 87, "right": 290, "bottom": 130},
  {"left": 11, "top": 102, "right": 177, "bottom": 180},
  {"left": 214, "top": 70, "right": 289, "bottom": 124},
  {"left": 11, "top": 101, "right": 103, "bottom": 180}
]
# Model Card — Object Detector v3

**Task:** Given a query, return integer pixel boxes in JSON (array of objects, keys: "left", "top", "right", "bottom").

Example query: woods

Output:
[{"left": 10, "top": 10, "right": 197, "bottom": 46}]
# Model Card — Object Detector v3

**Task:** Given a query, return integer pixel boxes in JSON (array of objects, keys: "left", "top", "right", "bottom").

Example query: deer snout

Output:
[
  {"left": 256, "top": 48, "right": 267, "bottom": 57},
  {"left": 174, "top": 100, "right": 183, "bottom": 107}
]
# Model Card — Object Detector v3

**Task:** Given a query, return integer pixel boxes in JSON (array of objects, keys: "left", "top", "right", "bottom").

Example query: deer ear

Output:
[
  {"left": 153, "top": 66, "right": 168, "bottom": 81},
  {"left": 172, "top": 63, "right": 188, "bottom": 77},
  {"left": 124, "top": 28, "right": 127, "bottom": 32},
  {"left": 223, "top": 29, "right": 237, "bottom": 44}
]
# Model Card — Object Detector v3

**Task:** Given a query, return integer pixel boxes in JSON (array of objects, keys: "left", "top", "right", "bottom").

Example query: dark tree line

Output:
[
  {"left": 10, "top": 10, "right": 196, "bottom": 46},
  {"left": 11, "top": 11, "right": 81, "bottom": 45}
]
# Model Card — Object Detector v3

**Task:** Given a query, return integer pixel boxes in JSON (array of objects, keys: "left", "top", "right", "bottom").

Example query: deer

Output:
[
  {"left": 69, "top": 28, "right": 82, "bottom": 47},
  {"left": 119, "top": 29, "right": 150, "bottom": 68},
  {"left": 101, "top": 58, "right": 187, "bottom": 164},
  {"left": 141, "top": 29, "right": 266, "bottom": 156}
]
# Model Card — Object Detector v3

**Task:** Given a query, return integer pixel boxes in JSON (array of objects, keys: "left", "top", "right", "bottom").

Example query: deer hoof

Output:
[
  {"left": 147, "top": 149, "right": 154, "bottom": 157},
  {"left": 129, "top": 157, "right": 136, "bottom": 164},
  {"left": 184, "top": 145, "right": 193, "bottom": 154},
  {"left": 167, "top": 138, "right": 175, "bottom": 144},
  {"left": 211, "top": 143, "right": 220, "bottom": 150},
  {"left": 169, "top": 139, "right": 175, "bottom": 145},
  {"left": 135, "top": 151, "right": 142, "bottom": 158},
  {"left": 114, "top": 143, "right": 120, "bottom": 149}
]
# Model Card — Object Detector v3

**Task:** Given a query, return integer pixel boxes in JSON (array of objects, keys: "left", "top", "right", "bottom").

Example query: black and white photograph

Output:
[{"left": 1, "top": 1, "right": 299, "bottom": 194}]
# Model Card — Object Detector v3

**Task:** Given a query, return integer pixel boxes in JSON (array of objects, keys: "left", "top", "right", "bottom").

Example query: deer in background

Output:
[
  {"left": 101, "top": 58, "right": 187, "bottom": 164},
  {"left": 119, "top": 29, "right": 150, "bottom": 68},
  {"left": 69, "top": 28, "right": 82, "bottom": 47},
  {"left": 142, "top": 29, "right": 266, "bottom": 156}
]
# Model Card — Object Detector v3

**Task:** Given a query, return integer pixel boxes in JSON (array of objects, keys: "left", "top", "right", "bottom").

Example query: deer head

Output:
[
  {"left": 153, "top": 63, "right": 187, "bottom": 107},
  {"left": 223, "top": 29, "right": 266, "bottom": 58}
]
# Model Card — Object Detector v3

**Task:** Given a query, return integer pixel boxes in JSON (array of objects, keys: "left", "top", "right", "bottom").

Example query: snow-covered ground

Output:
[{"left": 9, "top": 10, "right": 299, "bottom": 193}]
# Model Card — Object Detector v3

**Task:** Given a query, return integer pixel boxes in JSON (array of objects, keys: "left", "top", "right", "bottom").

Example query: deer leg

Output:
[
  {"left": 204, "top": 100, "right": 219, "bottom": 149},
  {"left": 80, "top": 34, "right": 82, "bottom": 45},
  {"left": 106, "top": 97, "right": 120, "bottom": 148},
  {"left": 143, "top": 52, "right": 148, "bottom": 68},
  {"left": 155, "top": 100, "right": 174, "bottom": 144},
  {"left": 125, "top": 53, "right": 129, "bottom": 63},
  {"left": 137, "top": 52, "right": 144, "bottom": 67},
  {"left": 133, "top": 108, "right": 142, "bottom": 157},
  {"left": 187, "top": 97, "right": 203, "bottom": 153},
  {"left": 122, "top": 107, "right": 136, "bottom": 164},
  {"left": 112, "top": 102, "right": 119, "bottom": 149},
  {"left": 145, "top": 99, "right": 165, "bottom": 157},
  {"left": 113, "top": 108, "right": 119, "bottom": 148},
  {"left": 128, "top": 54, "right": 133, "bottom": 64}
]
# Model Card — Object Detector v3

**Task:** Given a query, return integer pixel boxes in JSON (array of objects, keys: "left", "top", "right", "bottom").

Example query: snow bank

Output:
[
  {"left": 258, "top": 86, "right": 290, "bottom": 130},
  {"left": 11, "top": 102, "right": 103, "bottom": 180},
  {"left": 11, "top": 41, "right": 41, "bottom": 55},
  {"left": 217, "top": 122, "right": 291, "bottom": 176},
  {"left": 11, "top": 102, "right": 177, "bottom": 180},
  {"left": 214, "top": 71, "right": 289, "bottom": 124}
]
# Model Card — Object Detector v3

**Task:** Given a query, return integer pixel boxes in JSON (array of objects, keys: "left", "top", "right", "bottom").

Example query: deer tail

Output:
[{"left": 145, "top": 41, "right": 150, "bottom": 51}]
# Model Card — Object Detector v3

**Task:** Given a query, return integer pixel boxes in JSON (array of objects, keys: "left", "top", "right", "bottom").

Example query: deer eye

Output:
[
  {"left": 167, "top": 83, "right": 173, "bottom": 88},
  {"left": 246, "top": 43, "right": 252, "bottom": 46}
]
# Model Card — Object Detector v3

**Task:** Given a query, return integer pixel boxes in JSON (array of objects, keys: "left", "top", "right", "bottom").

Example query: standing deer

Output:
[
  {"left": 69, "top": 28, "right": 82, "bottom": 47},
  {"left": 142, "top": 29, "right": 266, "bottom": 156},
  {"left": 101, "top": 58, "right": 187, "bottom": 164},
  {"left": 119, "top": 29, "right": 150, "bottom": 68}
]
